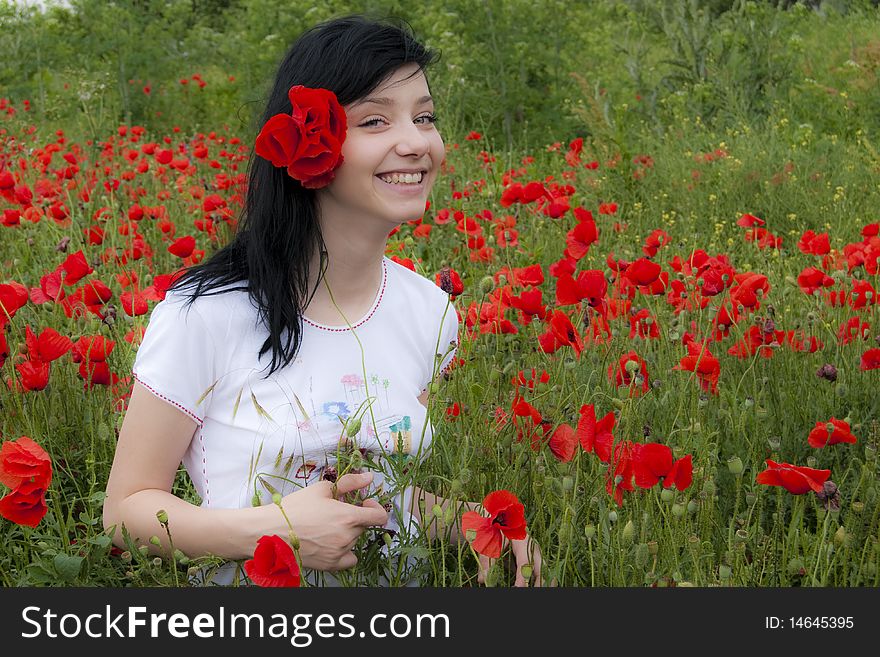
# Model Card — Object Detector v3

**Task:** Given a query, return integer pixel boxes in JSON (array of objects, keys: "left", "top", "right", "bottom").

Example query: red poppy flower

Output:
[
  {"left": 624, "top": 258, "right": 662, "bottom": 286},
  {"left": 255, "top": 86, "right": 347, "bottom": 189},
  {"left": 737, "top": 213, "right": 765, "bottom": 227},
  {"left": 168, "top": 235, "right": 196, "bottom": 258},
  {"left": 548, "top": 423, "right": 577, "bottom": 462},
  {"left": 0, "top": 479, "right": 49, "bottom": 527},
  {"left": 243, "top": 535, "right": 301, "bottom": 587},
  {"left": 861, "top": 348, "right": 880, "bottom": 370},
  {"left": 608, "top": 350, "right": 649, "bottom": 395},
  {"left": 461, "top": 490, "right": 527, "bottom": 559},
  {"left": 0, "top": 436, "right": 52, "bottom": 489},
  {"left": 797, "top": 230, "right": 830, "bottom": 256},
  {"left": 605, "top": 440, "right": 635, "bottom": 506},
  {"left": 548, "top": 309, "right": 583, "bottom": 358},
  {"left": 576, "top": 403, "right": 616, "bottom": 462},
  {"left": 632, "top": 443, "right": 693, "bottom": 491},
  {"left": 673, "top": 340, "right": 720, "bottom": 394},
  {"left": 807, "top": 418, "right": 857, "bottom": 449},
  {"left": 755, "top": 459, "right": 830, "bottom": 495},
  {"left": 24, "top": 326, "right": 72, "bottom": 363}
]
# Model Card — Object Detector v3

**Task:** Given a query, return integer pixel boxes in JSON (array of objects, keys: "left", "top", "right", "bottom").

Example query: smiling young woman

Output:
[{"left": 103, "top": 14, "right": 541, "bottom": 588}]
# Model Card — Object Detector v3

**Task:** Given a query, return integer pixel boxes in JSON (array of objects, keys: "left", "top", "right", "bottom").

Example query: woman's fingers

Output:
[
  {"left": 477, "top": 554, "right": 492, "bottom": 584},
  {"left": 511, "top": 537, "right": 543, "bottom": 587}
]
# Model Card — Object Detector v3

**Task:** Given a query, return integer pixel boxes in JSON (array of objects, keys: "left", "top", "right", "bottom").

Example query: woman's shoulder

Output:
[{"left": 160, "top": 280, "right": 260, "bottom": 331}]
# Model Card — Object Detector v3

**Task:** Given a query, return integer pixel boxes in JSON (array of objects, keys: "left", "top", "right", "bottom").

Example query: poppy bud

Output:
[
  {"left": 622, "top": 520, "right": 634, "bottom": 542},
  {"left": 149, "top": 535, "right": 161, "bottom": 546},
  {"left": 156, "top": 509, "right": 169, "bottom": 525},
  {"left": 671, "top": 502, "right": 686, "bottom": 518},
  {"left": 562, "top": 475, "right": 574, "bottom": 491},
  {"left": 806, "top": 456, "right": 818, "bottom": 468},
  {"left": 833, "top": 526, "right": 847, "bottom": 547},
  {"left": 702, "top": 480, "right": 716, "bottom": 496},
  {"left": 520, "top": 564, "right": 533, "bottom": 581},
  {"left": 787, "top": 557, "right": 806, "bottom": 577},
  {"left": 444, "top": 504, "right": 455, "bottom": 526},
  {"left": 173, "top": 549, "right": 188, "bottom": 565},
  {"left": 743, "top": 397, "right": 754, "bottom": 408},
  {"left": 251, "top": 493, "right": 261, "bottom": 507},
  {"left": 271, "top": 493, "right": 282, "bottom": 506},
  {"left": 745, "top": 492, "right": 757, "bottom": 506},
  {"left": 432, "top": 503, "right": 444, "bottom": 520},
  {"left": 584, "top": 524, "right": 596, "bottom": 540},
  {"left": 660, "top": 488, "right": 675, "bottom": 502},
  {"left": 719, "top": 564, "right": 732, "bottom": 579},
  {"left": 624, "top": 359, "right": 640, "bottom": 373},
  {"left": 345, "top": 417, "right": 362, "bottom": 438},
  {"left": 687, "top": 500, "right": 699, "bottom": 514},
  {"left": 478, "top": 276, "right": 495, "bottom": 294},
  {"left": 768, "top": 436, "right": 781, "bottom": 450},
  {"left": 607, "top": 510, "right": 618, "bottom": 523}
]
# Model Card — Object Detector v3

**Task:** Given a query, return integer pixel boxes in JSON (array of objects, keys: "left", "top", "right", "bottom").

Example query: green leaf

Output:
[{"left": 53, "top": 554, "right": 84, "bottom": 582}]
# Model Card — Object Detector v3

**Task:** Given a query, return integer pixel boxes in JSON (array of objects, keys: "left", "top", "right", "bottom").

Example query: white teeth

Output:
[{"left": 379, "top": 172, "right": 423, "bottom": 184}]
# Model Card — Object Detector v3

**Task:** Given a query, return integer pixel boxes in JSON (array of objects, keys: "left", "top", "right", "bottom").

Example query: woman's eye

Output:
[{"left": 359, "top": 114, "right": 439, "bottom": 128}]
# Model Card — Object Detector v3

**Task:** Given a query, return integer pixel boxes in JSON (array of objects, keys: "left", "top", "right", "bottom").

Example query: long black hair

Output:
[{"left": 166, "top": 14, "right": 439, "bottom": 379}]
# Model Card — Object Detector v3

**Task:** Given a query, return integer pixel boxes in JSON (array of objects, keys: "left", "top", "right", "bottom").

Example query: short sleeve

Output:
[
  {"left": 424, "top": 300, "right": 460, "bottom": 390},
  {"left": 131, "top": 292, "right": 217, "bottom": 425}
]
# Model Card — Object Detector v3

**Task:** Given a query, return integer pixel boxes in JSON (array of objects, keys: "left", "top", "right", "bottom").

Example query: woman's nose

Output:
[{"left": 394, "top": 122, "right": 431, "bottom": 157}]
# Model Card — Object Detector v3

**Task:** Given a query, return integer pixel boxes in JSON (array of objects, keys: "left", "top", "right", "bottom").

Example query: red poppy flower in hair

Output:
[{"left": 255, "top": 85, "right": 347, "bottom": 189}]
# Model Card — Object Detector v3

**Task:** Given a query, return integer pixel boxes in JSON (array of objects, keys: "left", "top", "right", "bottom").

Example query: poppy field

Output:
[{"left": 2, "top": 1, "right": 880, "bottom": 587}]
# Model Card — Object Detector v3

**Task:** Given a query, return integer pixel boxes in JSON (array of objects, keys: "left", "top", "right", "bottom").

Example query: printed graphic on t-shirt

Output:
[{"left": 242, "top": 368, "right": 425, "bottom": 506}]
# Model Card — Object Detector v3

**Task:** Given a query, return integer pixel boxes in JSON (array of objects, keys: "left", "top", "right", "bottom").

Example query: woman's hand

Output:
[
  {"left": 476, "top": 534, "right": 543, "bottom": 587},
  {"left": 278, "top": 472, "right": 388, "bottom": 572}
]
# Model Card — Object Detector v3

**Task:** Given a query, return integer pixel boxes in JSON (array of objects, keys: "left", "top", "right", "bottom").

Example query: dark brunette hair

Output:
[{"left": 166, "top": 14, "right": 439, "bottom": 378}]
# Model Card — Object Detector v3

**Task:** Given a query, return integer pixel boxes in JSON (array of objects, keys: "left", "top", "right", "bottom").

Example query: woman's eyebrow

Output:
[{"left": 352, "top": 95, "right": 433, "bottom": 108}]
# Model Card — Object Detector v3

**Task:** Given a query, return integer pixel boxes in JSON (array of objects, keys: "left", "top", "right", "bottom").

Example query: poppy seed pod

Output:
[{"left": 727, "top": 456, "right": 744, "bottom": 476}]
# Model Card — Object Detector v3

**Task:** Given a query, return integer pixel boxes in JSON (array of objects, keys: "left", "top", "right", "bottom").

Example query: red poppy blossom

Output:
[
  {"left": 605, "top": 440, "right": 635, "bottom": 506},
  {"left": 632, "top": 443, "right": 693, "bottom": 491},
  {"left": 861, "top": 348, "right": 880, "bottom": 371},
  {"left": 461, "top": 490, "right": 527, "bottom": 559},
  {"left": 548, "top": 423, "right": 578, "bottom": 462},
  {"left": 255, "top": 86, "right": 347, "bottom": 189},
  {"left": 0, "top": 436, "right": 52, "bottom": 490},
  {"left": 755, "top": 459, "right": 831, "bottom": 495},
  {"left": 807, "top": 418, "right": 857, "bottom": 449},
  {"left": 673, "top": 340, "right": 720, "bottom": 394},
  {"left": 608, "top": 350, "right": 650, "bottom": 395},
  {"left": 0, "top": 479, "right": 49, "bottom": 527},
  {"left": 576, "top": 403, "right": 616, "bottom": 463},
  {"left": 243, "top": 534, "right": 301, "bottom": 587},
  {"left": 168, "top": 236, "right": 196, "bottom": 258},
  {"left": 24, "top": 326, "right": 73, "bottom": 363}
]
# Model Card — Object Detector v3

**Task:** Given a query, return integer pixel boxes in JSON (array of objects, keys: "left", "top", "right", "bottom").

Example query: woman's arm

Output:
[{"left": 103, "top": 382, "right": 388, "bottom": 569}]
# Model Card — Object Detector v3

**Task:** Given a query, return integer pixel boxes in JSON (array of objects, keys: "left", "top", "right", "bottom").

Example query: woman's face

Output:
[{"left": 317, "top": 63, "right": 444, "bottom": 227}]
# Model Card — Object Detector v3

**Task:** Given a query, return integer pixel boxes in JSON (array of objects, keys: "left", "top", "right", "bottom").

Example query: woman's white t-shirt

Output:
[{"left": 130, "top": 256, "right": 459, "bottom": 585}]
